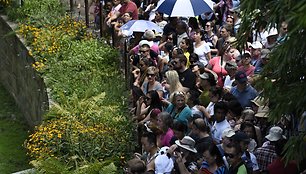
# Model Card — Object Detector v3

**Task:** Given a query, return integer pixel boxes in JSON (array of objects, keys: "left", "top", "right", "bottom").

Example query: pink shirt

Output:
[
  {"left": 132, "top": 42, "right": 160, "bottom": 54},
  {"left": 119, "top": 1, "right": 138, "bottom": 20},
  {"left": 160, "top": 128, "right": 174, "bottom": 147},
  {"left": 238, "top": 65, "right": 255, "bottom": 76},
  {"left": 209, "top": 56, "right": 228, "bottom": 87}
]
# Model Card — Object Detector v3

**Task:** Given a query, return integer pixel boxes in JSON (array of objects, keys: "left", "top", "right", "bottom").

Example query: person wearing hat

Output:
[
  {"left": 264, "top": 27, "right": 278, "bottom": 50},
  {"left": 130, "top": 30, "right": 160, "bottom": 56},
  {"left": 249, "top": 41, "right": 263, "bottom": 70},
  {"left": 254, "top": 48, "right": 271, "bottom": 74},
  {"left": 254, "top": 126, "right": 286, "bottom": 172},
  {"left": 230, "top": 71, "right": 258, "bottom": 108},
  {"left": 171, "top": 136, "right": 198, "bottom": 174},
  {"left": 238, "top": 50, "right": 255, "bottom": 77},
  {"left": 224, "top": 60, "right": 238, "bottom": 92},
  {"left": 232, "top": 131, "right": 260, "bottom": 173}
]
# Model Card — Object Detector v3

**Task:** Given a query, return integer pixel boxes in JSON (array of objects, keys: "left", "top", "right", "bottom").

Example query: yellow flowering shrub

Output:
[{"left": 18, "top": 15, "right": 92, "bottom": 70}]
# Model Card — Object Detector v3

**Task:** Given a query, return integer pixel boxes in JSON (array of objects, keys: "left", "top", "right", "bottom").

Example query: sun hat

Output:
[
  {"left": 267, "top": 27, "right": 278, "bottom": 37},
  {"left": 143, "top": 30, "right": 155, "bottom": 40},
  {"left": 261, "top": 49, "right": 271, "bottom": 59},
  {"left": 265, "top": 126, "right": 286, "bottom": 141},
  {"left": 139, "top": 40, "right": 153, "bottom": 47},
  {"left": 175, "top": 136, "right": 197, "bottom": 153},
  {"left": 250, "top": 41, "right": 263, "bottom": 49},
  {"left": 155, "top": 154, "right": 174, "bottom": 174},
  {"left": 222, "top": 128, "right": 235, "bottom": 138},
  {"left": 255, "top": 104, "right": 269, "bottom": 118},
  {"left": 235, "top": 71, "right": 248, "bottom": 83}
]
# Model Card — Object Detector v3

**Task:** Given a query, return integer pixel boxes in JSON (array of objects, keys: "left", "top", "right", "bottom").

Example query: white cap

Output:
[
  {"left": 250, "top": 41, "right": 263, "bottom": 49},
  {"left": 267, "top": 27, "right": 278, "bottom": 37}
]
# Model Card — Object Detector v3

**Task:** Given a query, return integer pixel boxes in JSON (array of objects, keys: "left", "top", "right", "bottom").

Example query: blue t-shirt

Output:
[
  {"left": 230, "top": 84, "right": 258, "bottom": 108},
  {"left": 166, "top": 104, "right": 192, "bottom": 125}
]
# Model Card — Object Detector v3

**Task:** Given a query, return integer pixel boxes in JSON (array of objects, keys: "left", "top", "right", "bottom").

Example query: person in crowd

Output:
[
  {"left": 254, "top": 126, "right": 286, "bottom": 173},
  {"left": 240, "top": 122, "right": 259, "bottom": 153},
  {"left": 138, "top": 132, "right": 159, "bottom": 172},
  {"left": 223, "top": 61, "right": 238, "bottom": 92},
  {"left": 277, "top": 21, "right": 288, "bottom": 44},
  {"left": 206, "top": 86, "right": 224, "bottom": 120},
  {"left": 162, "top": 70, "right": 187, "bottom": 101},
  {"left": 232, "top": 131, "right": 260, "bottom": 173},
  {"left": 135, "top": 90, "right": 162, "bottom": 122},
  {"left": 124, "top": 158, "right": 146, "bottom": 174},
  {"left": 170, "top": 121, "right": 188, "bottom": 145},
  {"left": 230, "top": 71, "right": 258, "bottom": 108},
  {"left": 170, "top": 136, "right": 198, "bottom": 174},
  {"left": 254, "top": 48, "right": 271, "bottom": 74},
  {"left": 225, "top": 142, "right": 248, "bottom": 174},
  {"left": 238, "top": 51, "right": 255, "bottom": 77},
  {"left": 264, "top": 27, "right": 278, "bottom": 50},
  {"left": 176, "top": 21, "right": 189, "bottom": 47},
  {"left": 193, "top": 29, "right": 212, "bottom": 66},
  {"left": 186, "top": 90, "right": 207, "bottom": 118},
  {"left": 179, "top": 37, "right": 194, "bottom": 68},
  {"left": 198, "top": 12, "right": 216, "bottom": 30},
  {"left": 241, "top": 108, "right": 263, "bottom": 147},
  {"left": 141, "top": 66, "right": 163, "bottom": 98},
  {"left": 188, "top": 17, "right": 200, "bottom": 41},
  {"left": 199, "top": 144, "right": 228, "bottom": 174},
  {"left": 152, "top": 11, "right": 167, "bottom": 29},
  {"left": 204, "top": 21, "right": 218, "bottom": 56},
  {"left": 130, "top": 30, "right": 160, "bottom": 56},
  {"left": 198, "top": 71, "right": 217, "bottom": 107},
  {"left": 163, "top": 17, "right": 179, "bottom": 42},
  {"left": 249, "top": 41, "right": 263, "bottom": 70},
  {"left": 173, "top": 54, "right": 197, "bottom": 91},
  {"left": 216, "top": 24, "right": 233, "bottom": 56},
  {"left": 159, "top": 31, "right": 175, "bottom": 50},
  {"left": 211, "top": 101, "right": 231, "bottom": 144},
  {"left": 158, "top": 42, "right": 173, "bottom": 74},
  {"left": 207, "top": 43, "right": 234, "bottom": 87},
  {"left": 226, "top": 15, "right": 235, "bottom": 26},
  {"left": 216, "top": 128, "right": 235, "bottom": 165},
  {"left": 190, "top": 118, "right": 213, "bottom": 154},
  {"left": 106, "top": 0, "right": 138, "bottom": 26},
  {"left": 156, "top": 112, "right": 174, "bottom": 147},
  {"left": 267, "top": 138, "right": 298, "bottom": 174},
  {"left": 143, "top": 0, "right": 159, "bottom": 21},
  {"left": 133, "top": 56, "right": 152, "bottom": 87},
  {"left": 165, "top": 91, "right": 192, "bottom": 126},
  {"left": 227, "top": 99, "right": 243, "bottom": 129}
]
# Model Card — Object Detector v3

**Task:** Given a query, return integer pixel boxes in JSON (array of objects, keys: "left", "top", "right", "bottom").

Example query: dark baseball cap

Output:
[{"left": 235, "top": 71, "right": 247, "bottom": 84}]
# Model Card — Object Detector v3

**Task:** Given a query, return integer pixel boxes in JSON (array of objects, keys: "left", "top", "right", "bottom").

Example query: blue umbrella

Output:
[
  {"left": 156, "top": 0, "right": 214, "bottom": 17},
  {"left": 120, "top": 20, "right": 163, "bottom": 34}
]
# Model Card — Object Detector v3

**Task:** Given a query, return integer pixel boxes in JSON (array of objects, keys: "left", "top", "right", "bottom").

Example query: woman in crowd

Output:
[
  {"left": 179, "top": 37, "right": 194, "bottom": 68},
  {"left": 162, "top": 70, "right": 187, "bottom": 101},
  {"left": 165, "top": 91, "right": 192, "bottom": 126},
  {"left": 193, "top": 29, "right": 212, "bottom": 66},
  {"left": 199, "top": 144, "right": 228, "bottom": 174},
  {"left": 135, "top": 90, "right": 162, "bottom": 122},
  {"left": 240, "top": 122, "right": 259, "bottom": 152},
  {"left": 204, "top": 21, "right": 218, "bottom": 56},
  {"left": 141, "top": 66, "right": 163, "bottom": 98},
  {"left": 156, "top": 112, "right": 174, "bottom": 147}
]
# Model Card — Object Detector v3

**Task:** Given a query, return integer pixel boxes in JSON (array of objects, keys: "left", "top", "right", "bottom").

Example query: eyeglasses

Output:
[
  {"left": 224, "top": 153, "right": 236, "bottom": 159},
  {"left": 146, "top": 73, "right": 155, "bottom": 77},
  {"left": 140, "top": 50, "right": 149, "bottom": 53}
]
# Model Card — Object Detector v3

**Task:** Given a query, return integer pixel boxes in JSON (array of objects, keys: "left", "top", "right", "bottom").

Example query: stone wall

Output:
[{"left": 0, "top": 15, "right": 48, "bottom": 127}]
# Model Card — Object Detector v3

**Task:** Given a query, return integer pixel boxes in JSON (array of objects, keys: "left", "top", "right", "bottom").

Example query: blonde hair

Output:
[{"left": 165, "top": 70, "right": 183, "bottom": 94}]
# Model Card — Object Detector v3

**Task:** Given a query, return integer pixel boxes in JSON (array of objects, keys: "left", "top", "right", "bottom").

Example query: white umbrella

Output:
[
  {"left": 120, "top": 20, "right": 163, "bottom": 33},
  {"left": 156, "top": 0, "right": 214, "bottom": 17}
]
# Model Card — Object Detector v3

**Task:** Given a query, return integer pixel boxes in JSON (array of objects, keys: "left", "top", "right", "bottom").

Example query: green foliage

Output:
[{"left": 238, "top": 0, "right": 306, "bottom": 165}]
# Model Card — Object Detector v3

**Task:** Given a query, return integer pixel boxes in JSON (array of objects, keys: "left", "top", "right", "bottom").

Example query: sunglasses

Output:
[
  {"left": 146, "top": 73, "right": 155, "bottom": 77},
  {"left": 140, "top": 50, "right": 149, "bottom": 53},
  {"left": 224, "top": 153, "right": 236, "bottom": 159}
]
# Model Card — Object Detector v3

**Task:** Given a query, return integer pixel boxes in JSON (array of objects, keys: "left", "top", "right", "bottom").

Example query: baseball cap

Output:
[
  {"left": 235, "top": 71, "right": 247, "bottom": 83},
  {"left": 222, "top": 128, "right": 235, "bottom": 138},
  {"left": 233, "top": 131, "right": 250, "bottom": 142}
]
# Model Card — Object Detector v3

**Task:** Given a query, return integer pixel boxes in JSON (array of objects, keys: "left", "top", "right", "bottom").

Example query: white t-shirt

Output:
[
  {"left": 206, "top": 102, "right": 215, "bottom": 116},
  {"left": 193, "top": 42, "right": 211, "bottom": 66},
  {"left": 211, "top": 119, "right": 231, "bottom": 144},
  {"left": 223, "top": 75, "right": 235, "bottom": 91}
]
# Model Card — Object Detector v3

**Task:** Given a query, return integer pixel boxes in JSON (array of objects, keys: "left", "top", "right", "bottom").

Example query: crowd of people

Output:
[{"left": 88, "top": 0, "right": 305, "bottom": 173}]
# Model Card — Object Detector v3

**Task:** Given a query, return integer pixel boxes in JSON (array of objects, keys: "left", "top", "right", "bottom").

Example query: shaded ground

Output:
[{"left": 0, "top": 84, "right": 31, "bottom": 173}]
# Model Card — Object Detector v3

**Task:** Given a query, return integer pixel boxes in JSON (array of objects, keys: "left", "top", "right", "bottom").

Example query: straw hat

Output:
[{"left": 175, "top": 136, "right": 197, "bottom": 153}]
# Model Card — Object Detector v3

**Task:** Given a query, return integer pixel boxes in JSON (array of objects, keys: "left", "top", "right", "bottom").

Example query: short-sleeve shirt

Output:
[
  {"left": 160, "top": 128, "right": 174, "bottom": 147},
  {"left": 178, "top": 68, "right": 196, "bottom": 91},
  {"left": 230, "top": 84, "right": 258, "bottom": 108},
  {"left": 166, "top": 104, "right": 192, "bottom": 125},
  {"left": 194, "top": 42, "right": 211, "bottom": 66},
  {"left": 209, "top": 56, "right": 228, "bottom": 87},
  {"left": 119, "top": 1, "right": 138, "bottom": 20},
  {"left": 141, "top": 81, "right": 163, "bottom": 95}
]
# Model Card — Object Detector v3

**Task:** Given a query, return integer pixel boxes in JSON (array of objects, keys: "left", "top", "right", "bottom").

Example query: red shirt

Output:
[
  {"left": 119, "top": 1, "right": 138, "bottom": 20},
  {"left": 267, "top": 157, "right": 298, "bottom": 174}
]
